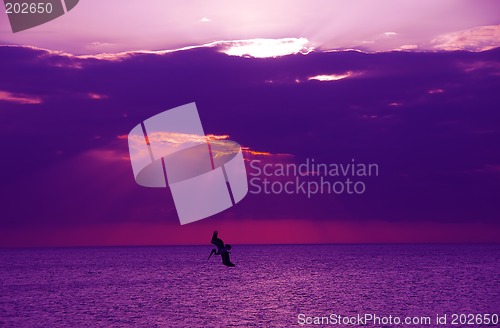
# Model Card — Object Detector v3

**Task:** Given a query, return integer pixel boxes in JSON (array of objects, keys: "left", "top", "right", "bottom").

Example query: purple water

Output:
[{"left": 0, "top": 245, "right": 498, "bottom": 327}]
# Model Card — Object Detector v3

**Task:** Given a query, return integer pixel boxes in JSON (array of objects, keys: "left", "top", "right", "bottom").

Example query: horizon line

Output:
[
  {"left": 1, "top": 42, "right": 498, "bottom": 62},
  {"left": 1, "top": 242, "right": 499, "bottom": 251}
]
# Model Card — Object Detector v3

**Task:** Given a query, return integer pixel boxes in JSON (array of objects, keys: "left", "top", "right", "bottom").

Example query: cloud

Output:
[
  {"left": 428, "top": 89, "right": 444, "bottom": 94},
  {"left": 0, "top": 43, "right": 499, "bottom": 242},
  {"left": 471, "top": 164, "right": 500, "bottom": 175},
  {"left": 458, "top": 60, "right": 500, "bottom": 74},
  {"left": 0, "top": 90, "right": 42, "bottom": 104},
  {"left": 216, "top": 38, "right": 313, "bottom": 58},
  {"left": 78, "top": 37, "right": 314, "bottom": 60},
  {"left": 118, "top": 132, "right": 283, "bottom": 164},
  {"left": 120, "top": 132, "right": 229, "bottom": 146},
  {"left": 398, "top": 44, "right": 419, "bottom": 50},
  {"left": 2, "top": 0, "right": 500, "bottom": 56},
  {"left": 87, "top": 92, "right": 109, "bottom": 100},
  {"left": 242, "top": 148, "right": 292, "bottom": 159},
  {"left": 6, "top": 38, "right": 314, "bottom": 62},
  {"left": 432, "top": 25, "right": 500, "bottom": 51},
  {"left": 308, "top": 71, "right": 354, "bottom": 82}
]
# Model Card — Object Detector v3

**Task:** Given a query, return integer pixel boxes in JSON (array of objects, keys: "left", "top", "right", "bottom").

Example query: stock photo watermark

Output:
[
  {"left": 248, "top": 158, "right": 379, "bottom": 198},
  {"left": 128, "top": 103, "right": 248, "bottom": 225},
  {"left": 3, "top": 0, "right": 79, "bottom": 33}
]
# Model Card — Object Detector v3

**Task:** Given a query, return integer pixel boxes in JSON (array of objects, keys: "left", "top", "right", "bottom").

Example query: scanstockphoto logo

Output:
[
  {"left": 247, "top": 158, "right": 380, "bottom": 198},
  {"left": 3, "top": 0, "right": 79, "bottom": 33},
  {"left": 127, "top": 103, "right": 380, "bottom": 224},
  {"left": 128, "top": 103, "right": 248, "bottom": 225}
]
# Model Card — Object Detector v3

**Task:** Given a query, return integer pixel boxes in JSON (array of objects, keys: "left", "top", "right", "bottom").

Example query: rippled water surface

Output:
[{"left": 0, "top": 245, "right": 498, "bottom": 327}]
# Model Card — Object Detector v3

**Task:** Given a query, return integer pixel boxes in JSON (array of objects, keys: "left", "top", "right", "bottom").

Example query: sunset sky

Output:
[
  {"left": 0, "top": 1, "right": 499, "bottom": 247},
  {"left": 1, "top": 0, "right": 499, "bottom": 54}
]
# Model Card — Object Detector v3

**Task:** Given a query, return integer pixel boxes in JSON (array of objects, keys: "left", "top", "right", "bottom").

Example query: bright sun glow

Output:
[
  {"left": 219, "top": 38, "right": 313, "bottom": 58},
  {"left": 308, "top": 72, "right": 353, "bottom": 81}
]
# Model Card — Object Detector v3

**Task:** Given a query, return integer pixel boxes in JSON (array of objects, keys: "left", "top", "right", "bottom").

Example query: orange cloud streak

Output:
[{"left": 0, "top": 90, "right": 42, "bottom": 105}]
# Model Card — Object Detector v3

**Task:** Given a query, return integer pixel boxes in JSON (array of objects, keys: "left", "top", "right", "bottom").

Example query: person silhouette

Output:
[{"left": 208, "top": 231, "right": 235, "bottom": 267}]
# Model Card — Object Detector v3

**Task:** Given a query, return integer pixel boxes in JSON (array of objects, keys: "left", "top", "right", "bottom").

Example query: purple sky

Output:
[
  {"left": 0, "top": 1, "right": 499, "bottom": 246},
  {"left": 1, "top": 0, "right": 499, "bottom": 54}
]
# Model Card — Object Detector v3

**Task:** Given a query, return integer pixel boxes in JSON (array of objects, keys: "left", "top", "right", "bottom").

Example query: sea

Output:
[{"left": 0, "top": 245, "right": 498, "bottom": 327}]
